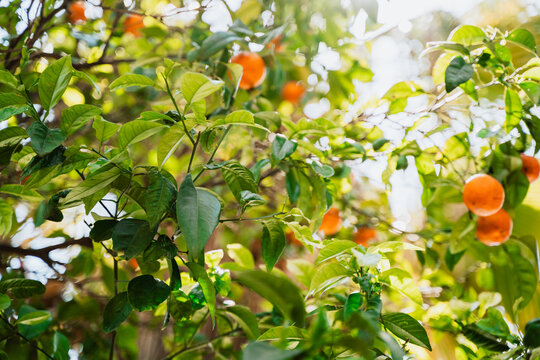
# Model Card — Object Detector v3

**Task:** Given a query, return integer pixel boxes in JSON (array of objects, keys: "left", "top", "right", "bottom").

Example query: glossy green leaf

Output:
[
  {"left": 445, "top": 56, "right": 473, "bottom": 93},
  {"left": 261, "top": 219, "right": 286, "bottom": 271},
  {"left": 111, "top": 218, "right": 146, "bottom": 251},
  {"left": 382, "top": 312, "right": 432, "bottom": 350},
  {"left": 316, "top": 240, "right": 357, "bottom": 264},
  {"left": 0, "top": 293, "right": 10, "bottom": 310},
  {"left": 224, "top": 305, "right": 260, "bottom": 340},
  {"left": 187, "top": 262, "right": 216, "bottom": 323},
  {"left": 61, "top": 104, "right": 102, "bottom": 136},
  {"left": 271, "top": 135, "right": 297, "bottom": 164},
  {"left": 157, "top": 124, "right": 186, "bottom": 168},
  {"left": 180, "top": 72, "right": 224, "bottom": 105},
  {"left": 177, "top": 174, "right": 221, "bottom": 263},
  {"left": 0, "top": 184, "right": 42, "bottom": 201},
  {"left": 125, "top": 220, "right": 153, "bottom": 260},
  {"left": 197, "top": 32, "right": 243, "bottom": 59},
  {"left": 524, "top": 318, "right": 540, "bottom": 348},
  {"left": 344, "top": 293, "right": 363, "bottom": 320},
  {"left": 17, "top": 310, "right": 52, "bottom": 326},
  {"left": 235, "top": 270, "right": 305, "bottom": 326},
  {"left": 110, "top": 73, "right": 155, "bottom": 90},
  {"left": 93, "top": 117, "right": 121, "bottom": 143},
  {"left": 507, "top": 28, "right": 536, "bottom": 51},
  {"left": 504, "top": 88, "right": 522, "bottom": 132},
  {"left": 103, "top": 292, "right": 132, "bottom": 332},
  {"left": 309, "top": 262, "right": 350, "bottom": 296},
  {"left": 212, "top": 110, "right": 269, "bottom": 131},
  {"left": 380, "top": 268, "right": 423, "bottom": 304},
  {"left": 0, "top": 69, "right": 19, "bottom": 88},
  {"left": 17, "top": 305, "right": 51, "bottom": 339},
  {"left": 311, "top": 162, "right": 334, "bottom": 178},
  {"left": 0, "top": 92, "right": 30, "bottom": 121},
  {"left": 226, "top": 243, "right": 255, "bottom": 269},
  {"left": 449, "top": 25, "right": 486, "bottom": 46},
  {"left": 38, "top": 56, "right": 73, "bottom": 110},
  {"left": 27, "top": 121, "right": 66, "bottom": 156},
  {"left": 118, "top": 120, "right": 166, "bottom": 149},
  {"left": 62, "top": 165, "right": 122, "bottom": 205},
  {"left": 145, "top": 168, "right": 176, "bottom": 229},
  {"left": 242, "top": 342, "right": 302, "bottom": 360},
  {"left": 0, "top": 278, "right": 46, "bottom": 298},
  {"left": 220, "top": 160, "right": 258, "bottom": 202},
  {"left": 0, "top": 126, "right": 27, "bottom": 148},
  {"left": 257, "top": 326, "right": 308, "bottom": 341},
  {"left": 52, "top": 331, "right": 70, "bottom": 360},
  {"left": 89, "top": 219, "right": 118, "bottom": 241},
  {"left": 127, "top": 275, "right": 170, "bottom": 311}
]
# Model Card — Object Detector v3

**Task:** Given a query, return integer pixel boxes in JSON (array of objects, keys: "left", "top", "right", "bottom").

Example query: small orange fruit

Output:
[
  {"left": 123, "top": 14, "right": 144, "bottom": 37},
  {"left": 68, "top": 1, "right": 86, "bottom": 24},
  {"left": 462, "top": 174, "right": 505, "bottom": 216},
  {"left": 128, "top": 258, "right": 139, "bottom": 271},
  {"left": 282, "top": 81, "right": 305, "bottom": 104},
  {"left": 520, "top": 154, "right": 540, "bottom": 183},
  {"left": 230, "top": 52, "right": 266, "bottom": 90},
  {"left": 319, "top": 207, "right": 342, "bottom": 236},
  {"left": 267, "top": 35, "right": 284, "bottom": 52},
  {"left": 353, "top": 227, "right": 377, "bottom": 247},
  {"left": 286, "top": 230, "right": 302, "bottom": 246},
  {"left": 476, "top": 209, "right": 512, "bottom": 246}
]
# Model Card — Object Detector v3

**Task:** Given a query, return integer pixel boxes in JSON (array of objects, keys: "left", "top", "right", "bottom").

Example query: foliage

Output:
[{"left": 0, "top": 0, "right": 539, "bottom": 359}]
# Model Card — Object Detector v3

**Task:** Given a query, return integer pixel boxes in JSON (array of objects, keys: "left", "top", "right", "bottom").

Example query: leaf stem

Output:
[
  {"left": 0, "top": 315, "right": 54, "bottom": 359},
  {"left": 187, "top": 132, "right": 201, "bottom": 173},
  {"left": 162, "top": 74, "right": 195, "bottom": 145},
  {"left": 193, "top": 125, "right": 232, "bottom": 182}
]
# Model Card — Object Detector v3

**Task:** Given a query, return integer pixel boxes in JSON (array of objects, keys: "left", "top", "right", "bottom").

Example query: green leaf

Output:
[
  {"left": 93, "top": 117, "right": 120, "bottom": 143},
  {"left": 235, "top": 270, "right": 305, "bottom": 327},
  {"left": 380, "top": 268, "right": 423, "bottom": 304},
  {"left": 520, "top": 82, "right": 540, "bottom": 105},
  {"left": 0, "top": 126, "right": 27, "bottom": 148},
  {"left": 226, "top": 243, "right": 255, "bottom": 269},
  {"left": 367, "top": 241, "right": 424, "bottom": 254},
  {"left": 187, "top": 262, "right": 216, "bottom": 323},
  {"left": 257, "top": 326, "right": 308, "bottom": 341},
  {"left": 382, "top": 312, "right": 432, "bottom": 351},
  {"left": 310, "top": 162, "right": 334, "bottom": 178},
  {"left": 309, "top": 262, "right": 350, "bottom": 296},
  {"left": 0, "top": 184, "right": 42, "bottom": 201},
  {"left": 316, "top": 240, "right": 358, "bottom": 264},
  {"left": 220, "top": 160, "right": 258, "bottom": 202},
  {"left": 271, "top": 135, "right": 297, "bottom": 164},
  {"left": 224, "top": 305, "right": 260, "bottom": 340},
  {"left": 89, "top": 219, "right": 118, "bottom": 241},
  {"left": 103, "top": 292, "right": 132, "bottom": 333},
  {"left": 118, "top": 120, "right": 166, "bottom": 149},
  {"left": 145, "top": 168, "right": 176, "bottom": 229},
  {"left": 180, "top": 72, "right": 224, "bottom": 105},
  {"left": 0, "top": 199, "right": 13, "bottom": 236},
  {"left": 445, "top": 56, "right": 473, "bottom": 93},
  {"left": 61, "top": 104, "right": 102, "bottom": 136},
  {"left": 504, "top": 88, "right": 522, "bottom": 132},
  {"left": 212, "top": 110, "right": 269, "bottom": 132},
  {"left": 507, "top": 28, "right": 536, "bottom": 52},
  {"left": 462, "top": 324, "right": 509, "bottom": 352},
  {"left": 111, "top": 219, "right": 145, "bottom": 251},
  {"left": 27, "top": 121, "right": 66, "bottom": 156},
  {"left": 62, "top": 166, "right": 122, "bottom": 206},
  {"left": 0, "top": 293, "right": 10, "bottom": 310},
  {"left": 177, "top": 174, "right": 221, "bottom": 263},
  {"left": 0, "top": 92, "right": 31, "bottom": 121},
  {"left": 261, "top": 219, "right": 286, "bottom": 271},
  {"left": 449, "top": 25, "right": 486, "bottom": 46},
  {"left": 125, "top": 221, "right": 154, "bottom": 260},
  {"left": 127, "top": 275, "right": 170, "bottom": 311},
  {"left": 372, "top": 138, "right": 389, "bottom": 151},
  {"left": 72, "top": 69, "right": 101, "bottom": 95},
  {"left": 524, "top": 318, "right": 540, "bottom": 348},
  {"left": 0, "top": 69, "right": 19, "bottom": 88},
  {"left": 344, "top": 293, "right": 363, "bottom": 320},
  {"left": 157, "top": 124, "right": 186, "bottom": 168},
  {"left": 476, "top": 308, "right": 510, "bottom": 338},
  {"left": 505, "top": 170, "right": 529, "bottom": 207},
  {"left": 0, "top": 278, "right": 46, "bottom": 298},
  {"left": 109, "top": 74, "right": 155, "bottom": 90},
  {"left": 17, "top": 310, "right": 52, "bottom": 326},
  {"left": 38, "top": 56, "right": 73, "bottom": 111},
  {"left": 52, "top": 331, "right": 70, "bottom": 360},
  {"left": 242, "top": 342, "right": 302, "bottom": 360},
  {"left": 197, "top": 32, "right": 243, "bottom": 59}
]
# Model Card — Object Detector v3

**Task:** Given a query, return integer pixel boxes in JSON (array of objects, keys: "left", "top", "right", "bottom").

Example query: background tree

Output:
[{"left": 0, "top": 0, "right": 540, "bottom": 359}]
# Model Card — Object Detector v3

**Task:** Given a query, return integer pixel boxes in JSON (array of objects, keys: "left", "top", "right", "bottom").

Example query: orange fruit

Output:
[
  {"left": 476, "top": 209, "right": 512, "bottom": 246},
  {"left": 319, "top": 207, "right": 342, "bottom": 236},
  {"left": 230, "top": 52, "right": 266, "bottom": 90},
  {"left": 282, "top": 81, "right": 305, "bottom": 104},
  {"left": 68, "top": 1, "right": 86, "bottom": 24},
  {"left": 123, "top": 14, "right": 144, "bottom": 37},
  {"left": 128, "top": 258, "right": 139, "bottom": 271},
  {"left": 267, "top": 35, "right": 284, "bottom": 52},
  {"left": 286, "top": 230, "right": 302, "bottom": 246},
  {"left": 462, "top": 174, "right": 505, "bottom": 216},
  {"left": 353, "top": 227, "right": 377, "bottom": 247},
  {"left": 521, "top": 154, "right": 540, "bottom": 183}
]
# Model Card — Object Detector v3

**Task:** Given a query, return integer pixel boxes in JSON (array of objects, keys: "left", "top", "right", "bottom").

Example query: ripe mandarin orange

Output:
[
  {"left": 124, "top": 14, "right": 144, "bottom": 37},
  {"left": 319, "top": 207, "right": 342, "bottom": 236},
  {"left": 353, "top": 226, "right": 377, "bottom": 247},
  {"left": 230, "top": 52, "right": 266, "bottom": 90},
  {"left": 282, "top": 81, "right": 305, "bottom": 104},
  {"left": 68, "top": 1, "right": 86, "bottom": 24},
  {"left": 462, "top": 174, "right": 504, "bottom": 216},
  {"left": 476, "top": 209, "right": 512, "bottom": 246},
  {"left": 520, "top": 154, "right": 540, "bottom": 183},
  {"left": 128, "top": 258, "right": 139, "bottom": 271}
]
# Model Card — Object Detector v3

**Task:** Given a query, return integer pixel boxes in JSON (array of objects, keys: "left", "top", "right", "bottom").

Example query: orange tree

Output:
[{"left": 0, "top": 1, "right": 539, "bottom": 359}]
